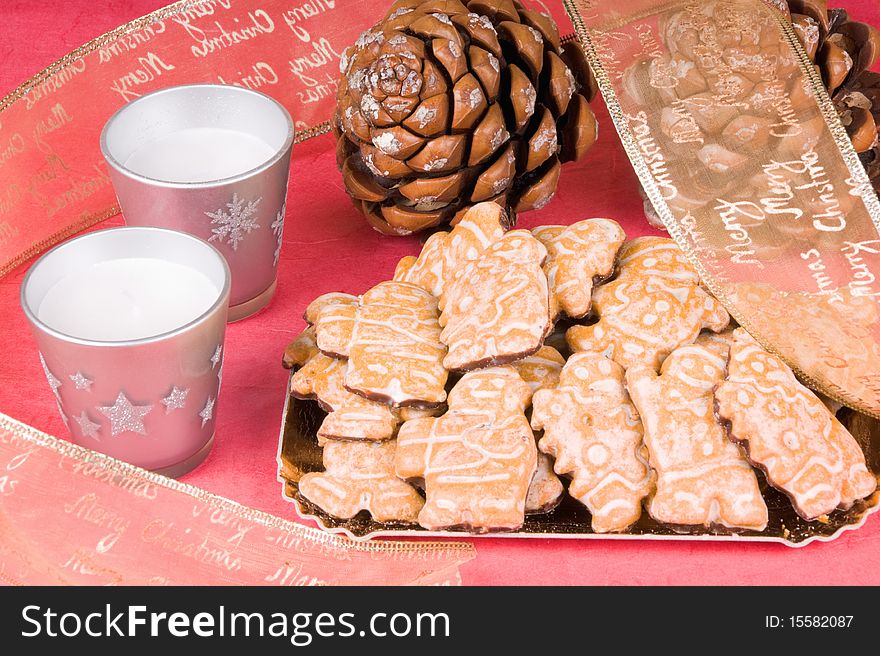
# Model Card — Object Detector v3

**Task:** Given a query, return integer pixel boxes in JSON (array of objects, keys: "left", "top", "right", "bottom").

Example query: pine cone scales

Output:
[{"left": 335, "top": 0, "right": 598, "bottom": 235}]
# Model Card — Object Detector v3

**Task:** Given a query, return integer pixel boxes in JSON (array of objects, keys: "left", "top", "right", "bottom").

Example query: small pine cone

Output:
[{"left": 335, "top": 0, "right": 598, "bottom": 236}]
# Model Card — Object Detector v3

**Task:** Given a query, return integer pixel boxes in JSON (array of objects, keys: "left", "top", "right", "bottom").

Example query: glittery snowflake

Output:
[
  {"left": 271, "top": 202, "right": 285, "bottom": 267},
  {"left": 211, "top": 344, "right": 223, "bottom": 370},
  {"left": 205, "top": 193, "right": 261, "bottom": 251}
]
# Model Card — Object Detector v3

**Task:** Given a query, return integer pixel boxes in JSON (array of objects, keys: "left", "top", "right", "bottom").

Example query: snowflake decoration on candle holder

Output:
[
  {"left": 205, "top": 193, "right": 261, "bottom": 251},
  {"left": 271, "top": 202, "right": 285, "bottom": 267},
  {"left": 211, "top": 345, "right": 223, "bottom": 370}
]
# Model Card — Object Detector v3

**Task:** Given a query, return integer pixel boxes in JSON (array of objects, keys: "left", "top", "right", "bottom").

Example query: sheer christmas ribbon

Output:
[
  {"left": 0, "top": 413, "right": 474, "bottom": 585},
  {"left": 564, "top": 0, "right": 880, "bottom": 418}
]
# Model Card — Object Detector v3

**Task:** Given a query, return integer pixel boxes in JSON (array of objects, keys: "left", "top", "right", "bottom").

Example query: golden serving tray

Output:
[{"left": 277, "top": 375, "right": 880, "bottom": 545}]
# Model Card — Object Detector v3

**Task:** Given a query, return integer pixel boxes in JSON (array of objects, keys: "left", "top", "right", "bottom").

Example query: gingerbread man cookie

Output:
[
  {"left": 567, "top": 237, "right": 729, "bottom": 370},
  {"left": 531, "top": 352, "right": 653, "bottom": 533},
  {"left": 395, "top": 367, "right": 537, "bottom": 532},
  {"left": 439, "top": 230, "right": 551, "bottom": 370},
  {"left": 299, "top": 440, "right": 424, "bottom": 523},
  {"left": 394, "top": 201, "right": 508, "bottom": 297},
  {"left": 532, "top": 219, "right": 625, "bottom": 320},
  {"left": 291, "top": 352, "right": 398, "bottom": 443},
  {"left": 715, "top": 329, "right": 876, "bottom": 520},
  {"left": 310, "top": 281, "right": 448, "bottom": 407},
  {"left": 626, "top": 344, "right": 768, "bottom": 531}
]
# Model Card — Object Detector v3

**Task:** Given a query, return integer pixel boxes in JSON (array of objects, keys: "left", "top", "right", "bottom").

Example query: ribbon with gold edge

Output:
[
  {"left": 0, "top": 413, "right": 474, "bottom": 586},
  {"left": 564, "top": 0, "right": 880, "bottom": 418}
]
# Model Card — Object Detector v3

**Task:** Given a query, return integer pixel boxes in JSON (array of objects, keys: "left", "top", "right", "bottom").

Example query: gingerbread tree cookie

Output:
[
  {"left": 310, "top": 281, "right": 448, "bottom": 407},
  {"left": 626, "top": 344, "right": 768, "bottom": 531},
  {"left": 282, "top": 326, "right": 319, "bottom": 369},
  {"left": 567, "top": 237, "right": 729, "bottom": 370},
  {"left": 715, "top": 329, "right": 876, "bottom": 520},
  {"left": 306, "top": 292, "right": 358, "bottom": 359},
  {"left": 299, "top": 440, "right": 424, "bottom": 523},
  {"left": 439, "top": 230, "right": 551, "bottom": 370},
  {"left": 395, "top": 367, "right": 537, "bottom": 532},
  {"left": 394, "top": 201, "right": 508, "bottom": 297},
  {"left": 531, "top": 352, "right": 653, "bottom": 533},
  {"left": 532, "top": 218, "right": 625, "bottom": 320}
]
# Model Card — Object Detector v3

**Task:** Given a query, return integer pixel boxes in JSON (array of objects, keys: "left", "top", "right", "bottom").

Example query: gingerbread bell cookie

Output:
[
  {"left": 532, "top": 352, "right": 653, "bottom": 533},
  {"left": 627, "top": 344, "right": 769, "bottom": 531},
  {"left": 440, "top": 230, "right": 551, "bottom": 370},
  {"left": 299, "top": 440, "right": 424, "bottom": 523},
  {"left": 567, "top": 237, "right": 730, "bottom": 370},
  {"left": 310, "top": 281, "right": 448, "bottom": 407},
  {"left": 715, "top": 329, "right": 876, "bottom": 520},
  {"left": 395, "top": 367, "right": 537, "bottom": 532},
  {"left": 532, "top": 218, "right": 625, "bottom": 320}
]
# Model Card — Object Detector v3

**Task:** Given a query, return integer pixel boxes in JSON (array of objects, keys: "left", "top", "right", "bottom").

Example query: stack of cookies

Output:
[{"left": 283, "top": 202, "right": 877, "bottom": 534}]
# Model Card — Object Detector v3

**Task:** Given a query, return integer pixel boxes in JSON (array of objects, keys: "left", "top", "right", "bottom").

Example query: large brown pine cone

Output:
[
  {"left": 334, "top": 0, "right": 598, "bottom": 236},
  {"left": 639, "top": 0, "right": 880, "bottom": 230}
]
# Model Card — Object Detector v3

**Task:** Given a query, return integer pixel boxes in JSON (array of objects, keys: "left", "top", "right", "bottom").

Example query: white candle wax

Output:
[
  {"left": 123, "top": 127, "right": 275, "bottom": 183},
  {"left": 38, "top": 257, "right": 219, "bottom": 341}
]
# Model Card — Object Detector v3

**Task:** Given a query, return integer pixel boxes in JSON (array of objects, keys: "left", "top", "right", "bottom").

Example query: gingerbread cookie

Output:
[
  {"left": 511, "top": 345, "right": 565, "bottom": 392},
  {"left": 311, "top": 281, "right": 448, "bottom": 407},
  {"left": 299, "top": 440, "right": 424, "bottom": 523},
  {"left": 291, "top": 352, "right": 397, "bottom": 443},
  {"left": 526, "top": 452, "right": 565, "bottom": 514},
  {"left": 282, "top": 326, "right": 319, "bottom": 369},
  {"left": 567, "top": 237, "right": 730, "bottom": 370},
  {"left": 531, "top": 352, "right": 653, "bottom": 533},
  {"left": 439, "top": 230, "right": 550, "bottom": 371},
  {"left": 715, "top": 329, "right": 876, "bottom": 520},
  {"left": 306, "top": 292, "right": 359, "bottom": 358},
  {"left": 626, "top": 344, "right": 768, "bottom": 530},
  {"left": 693, "top": 328, "right": 736, "bottom": 360},
  {"left": 395, "top": 366, "right": 537, "bottom": 532},
  {"left": 394, "top": 201, "right": 508, "bottom": 297},
  {"left": 532, "top": 219, "right": 625, "bottom": 320}
]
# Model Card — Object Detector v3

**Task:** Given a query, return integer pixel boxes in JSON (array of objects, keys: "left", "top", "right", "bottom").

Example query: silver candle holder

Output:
[
  {"left": 100, "top": 84, "right": 294, "bottom": 321},
  {"left": 21, "top": 227, "right": 231, "bottom": 477}
]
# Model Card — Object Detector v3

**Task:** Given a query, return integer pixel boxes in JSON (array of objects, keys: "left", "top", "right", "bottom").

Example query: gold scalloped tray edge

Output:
[{"left": 277, "top": 375, "right": 880, "bottom": 545}]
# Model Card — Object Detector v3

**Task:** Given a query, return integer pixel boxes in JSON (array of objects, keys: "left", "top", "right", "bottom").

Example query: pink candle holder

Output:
[
  {"left": 100, "top": 84, "right": 293, "bottom": 321},
  {"left": 20, "top": 227, "right": 231, "bottom": 477}
]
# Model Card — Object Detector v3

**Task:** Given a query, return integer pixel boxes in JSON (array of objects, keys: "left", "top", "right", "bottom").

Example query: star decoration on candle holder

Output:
[
  {"left": 69, "top": 371, "right": 93, "bottom": 391},
  {"left": 161, "top": 386, "right": 189, "bottom": 414},
  {"left": 199, "top": 396, "right": 215, "bottom": 428},
  {"left": 211, "top": 345, "right": 223, "bottom": 370},
  {"left": 206, "top": 193, "right": 261, "bottom": 251},
  {"left": 56, "top": 399, "right": 69, "bottom": 428},
  {"left": 98, "top": 392, "right": 153, "bottom": 436},
  {"left": 271, "top": 202, "right": 285, "bottom": 267},
  {"left": 74, "top": 410, "right": 101, "bottom": 440},
  {"left": 39, "top": 352, "right": 62, "bottom": 401}
]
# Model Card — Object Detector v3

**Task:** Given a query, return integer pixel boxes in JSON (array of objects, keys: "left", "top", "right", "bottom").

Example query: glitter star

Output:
[
  {"left": 211, "top": 345, "right": 223, "bottom": 370},
  {"left": 216, "top": 363, "right": 224, "bottom": 391},
  {"left": 98, "top": 392, "right": 152, "bottom": 436},
  {"left": 69, "top": 371, "right": 93, "bottom": 391},
  {"left": 199, "top": 396, "right": 215, "bottom": 428},
  {"left": 73, "top": 410, "right": 101, "bottom": 440},
  {"left": 39, "top": 352, "right": 62, "bottom": 400},
  {"left": 161, "top": 386, "right": 189, "bottom": 414}
]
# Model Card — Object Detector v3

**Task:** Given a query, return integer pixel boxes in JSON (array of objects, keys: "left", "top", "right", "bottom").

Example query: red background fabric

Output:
[{"left": 2, "top": 0, "right": 880, "bottom": 585}]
